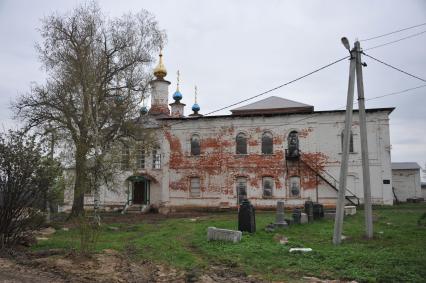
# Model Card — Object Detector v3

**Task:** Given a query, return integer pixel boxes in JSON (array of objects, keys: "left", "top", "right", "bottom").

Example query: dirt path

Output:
[
  {"left": 0, "top": 249, "right": 265, "bottom": 283},
  {"left": 0, "top": 257, "right": 66, "bottom": 283}
]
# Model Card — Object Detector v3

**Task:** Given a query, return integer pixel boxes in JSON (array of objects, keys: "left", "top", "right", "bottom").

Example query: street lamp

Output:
[{"left": 341, "top": 37, "right": 350, "bottom": 51}]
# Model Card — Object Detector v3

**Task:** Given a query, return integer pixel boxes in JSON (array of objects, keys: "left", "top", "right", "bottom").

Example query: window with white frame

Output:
[
  {"left": 121, "top": 145, "right": 130, "bottom": 170},
  {"left": 137, "top": 147, "right": 145, "bottom": 169},
  {"left": 152, "top": 147, "right": 161, "bottom": 169},
  {"left": 190, "top": 177, "right": 201, "bottom": 197},
  {"left": 262, "top": 177, "right": 274, "bottom": 197}
]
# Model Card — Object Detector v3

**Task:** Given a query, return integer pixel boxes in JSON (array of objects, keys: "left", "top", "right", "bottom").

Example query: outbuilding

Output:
[{"left": 391, "top": 162, "right": 422, "bottom": 202}]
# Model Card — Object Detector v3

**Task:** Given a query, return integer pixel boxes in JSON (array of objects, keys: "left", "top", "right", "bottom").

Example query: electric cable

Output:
[
  {"left": 363, "top": 53, "right": 426, "bottom": 83},
  {"left": 360, "top": 23, "right": 426, "bottom": 42},
  {"left": 165, "top": 55, "right": 349, "bottom": 127},
  {"left": 168, "top": 84, "right": 426, "bottom": 130},
  {"left": 204, "top": 56, "right": 349, "bottom": 116},
  {"left": 363, "top": 30, "right": 426, "bottom": 51}
]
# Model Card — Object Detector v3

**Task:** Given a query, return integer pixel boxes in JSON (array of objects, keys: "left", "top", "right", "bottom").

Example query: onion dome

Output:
[
  {"left": 172, "top": 70, "right": 183, "bottom": 101},
  {"left": 173, "top": 90, "right": 183, "bottom": 101},
  {"left": 153, "top": 50, "right": 167, "bottom": 79},
  {"left": 192, "top": 103, "right": 200, "bottom": 112},
  {"left": 192, "top": 85, "right": 200, "bottom": 113},
  {"left": 140, "top": 106, "right": 148, "bottom": 115}
]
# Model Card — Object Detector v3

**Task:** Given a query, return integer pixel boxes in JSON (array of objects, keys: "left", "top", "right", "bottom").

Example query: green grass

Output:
[{"left": 35, "top": 204, "right": 426, "bottom": 282}]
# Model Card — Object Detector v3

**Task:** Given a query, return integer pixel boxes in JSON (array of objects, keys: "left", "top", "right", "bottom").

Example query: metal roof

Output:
[
  {"left": 160, "top": 107, "right": 395, "bottom": 121},
  {"left": 391, "top": 162, "right": 421, "bottom": 170},
  {"left": 231, "top": 96, "right": 313, "bottom": 113}
]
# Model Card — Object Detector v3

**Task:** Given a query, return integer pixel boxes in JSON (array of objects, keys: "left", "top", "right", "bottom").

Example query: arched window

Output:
[
  {"left": 262, "top": 177, "right": 274, "bottom": 197},
  {"left": 236, "top": 177, "right": 247, "bottom": 205},
  {"left": 261, "top": 132, "right": 273, "bottom": 154},
  {"left": 191, "top": 134, "right": 201, "bottom": 156},
  {"left": 289, "top": 176, "right": 300, "bottom": 197},
  {"left": 341, "top": 130, "right": 354, "bottom": 153},
  {"left": 236, "top": 132, "right": 247, "bottom": 154},
  {"left": 287, "top": 131, "right": 299, "bottom": 158}
]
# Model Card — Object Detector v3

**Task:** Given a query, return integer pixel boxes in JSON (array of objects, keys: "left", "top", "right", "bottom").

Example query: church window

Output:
[
  {"left": 152, "top": 147, "right": 161, "bottom": 169},
  {"left": 289, "top": 176, "right": 300, "bottom": 197},
  {"left": 236, "top": 177, "right": 248, "bottom": 205},
  {"left": 262, "top": 177, "right": 274, "bottom": 197},
  {"left": 341, "top": 130, "right": 354, "bottom": 153},
  {"left": 190, "top": 177, "right": 201, "bottom": 197},
  {"left": 262, "top": 131, "right": 273, "bottom": 154},
  {"left": 137, "top": 147, "right": 145, "bottom": 169},
  {"left": 287, "top": 131, "right": 299, "bottom": 158},
  {"left": 121, "top": 145, "right": 130, "bottom": 170},
  {"left": 191, "top": 134, "right": 201, "bottom": 156},
  {"left": 236, "top": 132, "right": 247, "bottom": 154}
]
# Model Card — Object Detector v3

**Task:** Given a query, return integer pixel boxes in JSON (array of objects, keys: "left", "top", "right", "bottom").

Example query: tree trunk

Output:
[{"left": 70, "top": 143, "right": 88, "bottom": 217}]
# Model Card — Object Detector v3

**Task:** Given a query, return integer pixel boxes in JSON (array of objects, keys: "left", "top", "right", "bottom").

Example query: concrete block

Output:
[
  {"left": 207, "top": 227, "right": 242, "bottom": 243},
  {"left": 300, "top": 213, "right": 308, "bottom": 224},
  {"left": 344, "top": 206, "right": 357, "bottom": 216}
]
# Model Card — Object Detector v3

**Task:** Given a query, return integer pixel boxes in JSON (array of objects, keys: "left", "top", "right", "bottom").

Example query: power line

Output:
[
  {"left": 168, "top": 84, "right": 426, "bottom": 130},
  {"left": 363, "top": 30, "right": 426, "bottom": 51},
  {"left": 204, "top": 56, "right": 349, "bottom": 116},
  {"left": 364, "top": 84, "right": 426, "bottom": 102},
  {"left": 360, "top": 23, "right": 426, "bottom": 42},
  {"left": 363, "top": 53, "right": 426, "bottom": 83},
  {"left": 270, "top": 84, "right": 426, "bottom": 126},
  {"left": 165, "top": 55, "right": 349, "bottom": 128}
]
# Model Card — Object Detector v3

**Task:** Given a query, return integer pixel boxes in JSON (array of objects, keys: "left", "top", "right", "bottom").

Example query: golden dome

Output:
[{"left": 153, "top": 51, "right": 167, "bottom": 79}]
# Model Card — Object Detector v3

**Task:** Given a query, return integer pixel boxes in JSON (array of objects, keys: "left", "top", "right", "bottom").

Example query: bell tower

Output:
[{"left": 149, "top": 51, "right": 170, "bottom": 115}]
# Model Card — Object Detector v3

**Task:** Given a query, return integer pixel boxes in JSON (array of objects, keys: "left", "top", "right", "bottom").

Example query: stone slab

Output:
[
  {"left": 207, "top": 227, "right": 242, "bottom": 243},
  {"left": 344, "top": 206, "right": 357, "bottom": 216}
]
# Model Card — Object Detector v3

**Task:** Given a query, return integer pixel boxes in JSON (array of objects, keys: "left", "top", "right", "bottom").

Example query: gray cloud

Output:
[{"left": 0, "top": 0, "right": 425, "bottom": 174}]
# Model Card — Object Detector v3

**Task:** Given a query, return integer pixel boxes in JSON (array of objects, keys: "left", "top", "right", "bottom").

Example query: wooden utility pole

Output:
[
  {"left": 354, "top": 40, "right": 374, "bottom": 238},
  {"left": 333, "top": 41, "right": 356, "bottom": 245}
]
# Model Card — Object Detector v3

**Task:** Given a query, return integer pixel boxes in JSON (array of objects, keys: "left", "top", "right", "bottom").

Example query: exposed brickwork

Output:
[{"left": 164, "top": 125, "right": 330, "bottom": 199}]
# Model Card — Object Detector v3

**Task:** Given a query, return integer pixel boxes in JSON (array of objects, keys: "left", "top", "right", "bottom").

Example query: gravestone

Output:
[
  {"left": 300, "top": 213, "right": 308, "bottom": 224},
  {"left": 207, "top": 227, "right": 242, "bottom": 243},
  {"left": 275, "top": 201, "right": 288, "bottom": 228},
  {"left": 304, "top": 201, "right": 314, "bottom": 222},
  {"left": 313, "top": 203, "right": 325, "bottom": 219},
  {"left": 238, "top": 199, "right": 256, "bottom": 233},
  {"left": 292, "top": 208, "right": 301, "bottom": 224}
]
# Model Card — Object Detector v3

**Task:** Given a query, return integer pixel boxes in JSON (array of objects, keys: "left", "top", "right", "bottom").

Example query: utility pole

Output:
[
  {"left": 333, "top": 38, "right": 356, "bottom": 245},
  {"left": 354, "top": 40, "right": 374, "bottom": 238}
]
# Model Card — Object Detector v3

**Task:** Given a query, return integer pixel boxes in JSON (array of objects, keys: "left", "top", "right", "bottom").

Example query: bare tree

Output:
[{"left": 14, "top": 1, "right": 165, "bottom": 217}]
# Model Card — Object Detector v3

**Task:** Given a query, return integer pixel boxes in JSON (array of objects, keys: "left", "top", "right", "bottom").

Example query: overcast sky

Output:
[{"left": 0, "top": 0, "right": 425, "bottom": 176}]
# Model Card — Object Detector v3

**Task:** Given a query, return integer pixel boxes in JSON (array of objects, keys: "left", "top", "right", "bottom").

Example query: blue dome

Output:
[
  {"left": 140, "top": 106, "right": 148, "bottom": 115},
  {"left": 192, "top": 103, "right": 200, "bottom": 112},
  {"left": 172, "top": 90, "right": 183, "bottom": 101}
]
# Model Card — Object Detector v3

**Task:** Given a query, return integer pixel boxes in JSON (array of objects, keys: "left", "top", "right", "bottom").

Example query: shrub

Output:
[{"left": 0, "top": 130, "right": 60, "bottom": 248}]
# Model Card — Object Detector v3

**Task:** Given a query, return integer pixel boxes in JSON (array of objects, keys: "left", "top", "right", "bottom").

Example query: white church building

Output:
[{"left": 63, "top": 53, "right": 395, "bottom": 212}]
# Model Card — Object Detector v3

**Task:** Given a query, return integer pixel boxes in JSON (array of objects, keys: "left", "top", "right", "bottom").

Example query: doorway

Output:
[{"left": 133, "top": 180, "right": 150, "bottom": 205}]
